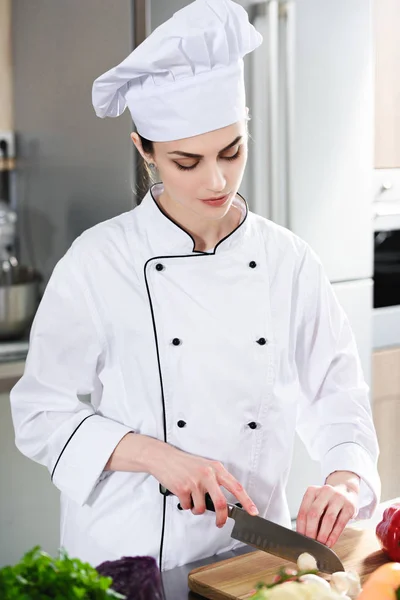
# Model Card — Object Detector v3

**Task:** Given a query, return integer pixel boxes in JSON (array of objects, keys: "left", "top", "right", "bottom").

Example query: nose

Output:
[{"left": 205, "top": 162, "right": 227, "bottom": 194}]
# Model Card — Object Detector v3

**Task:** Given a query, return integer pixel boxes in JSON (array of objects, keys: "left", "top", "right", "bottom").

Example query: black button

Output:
[
  {"left": 257, "top": 337, "right": 267, "bottom": 345},
  {"left": 248, "top": 421, "right": 258, "bottom": 430},
  {"left": 249, "top": 261, "right": 257, "bottom": 269},
  {"left": 177, "top": 420, "right": 186, "bottom": 428},
  {"left": 177, "top": 503, "right": 183, "bottom": 510},
  {"left": 155, "top": 263, "right": 164, "bottom": 271},
  {"left": 172, "top": 338, "right": 182, "bottom": 346}
]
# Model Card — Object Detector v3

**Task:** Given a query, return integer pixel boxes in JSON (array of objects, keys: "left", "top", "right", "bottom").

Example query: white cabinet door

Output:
[
  {"left": 291, "top": 0, "right": 374, "bottom": 282},
  {"left": 375, "top": 0, "right": 400, "bottom": 169},
  {"left": 286, "top": 279, "right": 373, "bottom": 518}
]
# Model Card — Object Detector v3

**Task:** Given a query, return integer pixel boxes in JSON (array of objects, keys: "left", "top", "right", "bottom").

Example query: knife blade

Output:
[{"left": 159, "top": 486, "right": 344, "bottom": 574}]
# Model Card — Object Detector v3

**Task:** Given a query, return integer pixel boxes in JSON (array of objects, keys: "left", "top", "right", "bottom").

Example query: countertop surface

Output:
[
  {"left": 0, "top": 338, "right": 28, "bottom": 363},
  {"left": 0, "top": 338, "right": 28, "bottom": 390},
  {"left": 161, "top": 499, "right": 392, "bottom": 600}
]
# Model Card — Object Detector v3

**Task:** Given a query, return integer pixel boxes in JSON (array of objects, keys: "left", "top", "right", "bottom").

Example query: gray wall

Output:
[{"left": 12, "top": 0, "right": 135, "bottom": 284}]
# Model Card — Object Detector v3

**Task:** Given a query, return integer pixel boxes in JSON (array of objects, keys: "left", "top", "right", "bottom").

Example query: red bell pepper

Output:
[{"left": 376, "top": 503, "right": 400, "bottom": 561}]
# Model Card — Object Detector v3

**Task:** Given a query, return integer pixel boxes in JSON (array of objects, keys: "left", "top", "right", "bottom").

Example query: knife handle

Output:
[{"left": 159, "top": 484, "right": 242, "bottom": 511}]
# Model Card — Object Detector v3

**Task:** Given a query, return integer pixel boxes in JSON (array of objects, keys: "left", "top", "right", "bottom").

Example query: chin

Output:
[{"left": 198, "top": 204, "right": 232, "bottom": 220}]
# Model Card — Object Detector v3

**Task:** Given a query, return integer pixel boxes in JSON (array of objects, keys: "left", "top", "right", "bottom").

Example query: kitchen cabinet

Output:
[
  {"left": 0, "top": 0, "right": 12, "bottom": 131},
  {"left": 372, "top": 347, "right": 400, "bottom": 501},
  {"left": 374, "top": 0, "right": 400, "bottom": 168}
]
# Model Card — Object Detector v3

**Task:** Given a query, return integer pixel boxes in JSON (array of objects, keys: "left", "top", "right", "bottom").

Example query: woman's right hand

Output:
[{"left": 147, "top": 441, "right": 259, "bottom": 528}]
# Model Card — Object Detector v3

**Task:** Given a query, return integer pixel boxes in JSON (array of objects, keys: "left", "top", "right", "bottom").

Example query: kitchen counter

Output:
[
  {"left": 0, "top": 359, "right": 25, "bottom": 377},
  {"left": 162, "top": 500, "right": 391, "bottom": 600},
  {"left": 0, "top": 359, "right": 25, "bottom": 393},
  {"left": 0, "top": 339, "right": 28, "bottom": 392},
  {"left": 0, "top": 339, "right": 28, "bottom": 363}
]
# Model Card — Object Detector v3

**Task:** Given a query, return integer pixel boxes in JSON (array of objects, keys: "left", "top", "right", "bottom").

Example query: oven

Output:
[{"left": 373, "top": 170, "right": 400, "bottom": 349}]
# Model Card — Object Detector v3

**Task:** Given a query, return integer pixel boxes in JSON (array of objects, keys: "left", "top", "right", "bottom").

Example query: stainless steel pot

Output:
[{"left": 0, "top": 267, "right": 41, "bottom": 340}]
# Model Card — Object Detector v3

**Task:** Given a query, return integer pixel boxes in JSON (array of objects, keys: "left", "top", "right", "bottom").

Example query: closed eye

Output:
[
  {"left": 174, "top": 146, "right": 242, "bottom": 171},
  {"left": 223, "top": 148, "right": 241, "bottom": 162}
]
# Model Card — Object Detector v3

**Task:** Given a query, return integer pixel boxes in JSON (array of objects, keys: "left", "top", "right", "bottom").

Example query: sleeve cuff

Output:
[
  {"left": 51, "top": 414, "right": 133, "bottom": 506},
  {"left": 321, "top": 442, "right": 381, "bottom": 520}
]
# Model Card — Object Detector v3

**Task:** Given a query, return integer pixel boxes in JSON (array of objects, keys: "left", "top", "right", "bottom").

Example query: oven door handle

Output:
[{"left": 373, "top": 204, "right": 400, "bottom": 219}]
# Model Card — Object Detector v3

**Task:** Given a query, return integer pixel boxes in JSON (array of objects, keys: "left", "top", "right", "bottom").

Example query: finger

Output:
[
  {"left": 296, "top": 486, "right": 319, "bottom": 535},
  {"left": 304, "top": 486, "right": 335, "bottom": 539},
  {"left": 326, "top": 505, "right": 356, "bottom": 548},
  {"left": 176, "top": 485, "right": 194, "bottom": 511},
  {"left": 316, "top": 498, "right": 344, "bottom": 545},
  {"left": 217, "top": 470, "right": 258, "bottom": 516},
  {"left": 206, "top": 480, "right": 229, "bottom": 528},
  {"left": 190, "top": 485, "right": 207, "bottom": 516}
]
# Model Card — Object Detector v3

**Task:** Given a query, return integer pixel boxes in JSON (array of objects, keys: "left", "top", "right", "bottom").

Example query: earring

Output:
[{"left": 148, "top": 162, "right": 156, "bottom": 170}]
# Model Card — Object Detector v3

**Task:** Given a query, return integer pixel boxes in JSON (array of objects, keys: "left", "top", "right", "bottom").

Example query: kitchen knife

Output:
[{"left": 159, "top": 486, "right": 344, "bottom": 574}]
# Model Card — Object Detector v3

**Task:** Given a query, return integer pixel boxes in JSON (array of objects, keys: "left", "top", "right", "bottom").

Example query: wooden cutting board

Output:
[{"left": 188, "top": 502, "right": 395, "bottom": 600}]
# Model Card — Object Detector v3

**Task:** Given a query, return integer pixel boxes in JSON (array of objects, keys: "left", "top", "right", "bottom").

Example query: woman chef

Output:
[{"left": 10, "top": 0, "right": 380, "bottom": 572}]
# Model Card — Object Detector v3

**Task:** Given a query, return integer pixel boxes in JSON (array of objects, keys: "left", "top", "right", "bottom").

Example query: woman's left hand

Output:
[{"left": 296, "top": 470, "right": 360, "bottom": 548}]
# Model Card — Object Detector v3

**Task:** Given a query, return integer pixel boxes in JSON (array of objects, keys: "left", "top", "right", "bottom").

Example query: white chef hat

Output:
[{"left": 92, "top": 0, "right": 262, "bottom": 142}]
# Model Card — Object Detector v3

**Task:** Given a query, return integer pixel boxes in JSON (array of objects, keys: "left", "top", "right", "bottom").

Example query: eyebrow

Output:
[{"left": 167, "top": 135, "right": 242, "bottom": 159}]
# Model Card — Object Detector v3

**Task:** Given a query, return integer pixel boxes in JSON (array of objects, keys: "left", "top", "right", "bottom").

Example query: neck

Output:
[{"left": 156, "top": 189, "right": 242, "bottom": 252}]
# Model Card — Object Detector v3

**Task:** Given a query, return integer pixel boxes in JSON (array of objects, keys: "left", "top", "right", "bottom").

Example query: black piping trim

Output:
[
  {"left": 149, "top": 182, "right": 249, "bottom": 254},
  {"left": 144, "top": 258, "right": 168, "bottom": 572},
  {"left": 145, "top": 184, "right": 249, "bottom": 571},
  {"left": 50, "top": 413, "right": 96, "bottom": 481},
  {"left": 145, "top": 247, "right": 245, "bottom": 570}
]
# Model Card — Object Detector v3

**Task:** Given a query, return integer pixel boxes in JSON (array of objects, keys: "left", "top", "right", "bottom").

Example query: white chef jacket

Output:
[{"left": 10, "top": 184, "right": 380, "bottom": 571}]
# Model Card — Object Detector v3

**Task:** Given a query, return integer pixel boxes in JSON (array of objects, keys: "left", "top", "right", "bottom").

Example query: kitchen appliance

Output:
[
  {"left": 160, "top": 487, "right": 344, "bottom": 573},
  {"left": 372, "top": 169, "right": 400, "bottom": 350},
  {"left": 0, "top": 138, "right": 41, "bottom": 340},
  {"left": 374, "top": 230, "right": 400, "bottom": 308}
]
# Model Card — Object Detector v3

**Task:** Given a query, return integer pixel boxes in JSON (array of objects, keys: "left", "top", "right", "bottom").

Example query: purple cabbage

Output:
[{"left": 96, "top": 556, "right": 165, "bottom": 600}]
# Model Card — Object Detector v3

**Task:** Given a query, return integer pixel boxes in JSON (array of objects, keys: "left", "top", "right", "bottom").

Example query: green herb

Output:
[
  {"left": 0, "top": 546, "right": 126, "bottom": 600},
  {"left": 249, "top": 567, "right": 320, "bottom": 598},
  {"left": 259, "top": 567, "right": 319, "bottom": 589}
]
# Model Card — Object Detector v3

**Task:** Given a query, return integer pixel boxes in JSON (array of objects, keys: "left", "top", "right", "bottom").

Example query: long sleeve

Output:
[
  {"left": 294, "top": 245, "right": 381, "bottom": 519},
  {"left": 9, "top": 246, "right": 133, "bottom": 506}
]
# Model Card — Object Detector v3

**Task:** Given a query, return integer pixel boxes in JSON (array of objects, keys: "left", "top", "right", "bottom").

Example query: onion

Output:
[
  {"left": 297, "top": 552, "right": 318, "bottom": 571},
  {"left": 330, "top": 570, "right": 361, "bottom": 599},
  {"left": 330, "top": 572, "right": 350, "bottom": 595},
  {"left": 345, "top": 571, "right": 362, "bottom": 599},
  {"left": 299, "top": 573, "right": 331, "bottom": 590}
]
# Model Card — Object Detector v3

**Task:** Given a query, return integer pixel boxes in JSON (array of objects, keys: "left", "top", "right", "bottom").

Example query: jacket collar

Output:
[{"left": 136, "top": 183, "right": 250, "bottom": 256}]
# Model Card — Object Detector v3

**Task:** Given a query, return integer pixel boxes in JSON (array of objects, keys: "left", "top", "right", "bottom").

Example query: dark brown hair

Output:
[
  {"left": 140, "top": 134, "right": 154, "bottom": 156},
  {"left": 138, "top": 134, "right": 155, "bottom": 179}
]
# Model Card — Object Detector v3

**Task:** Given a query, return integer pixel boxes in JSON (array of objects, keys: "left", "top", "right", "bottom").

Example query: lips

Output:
[
  {"left": 199, "top": 193, "right": 230, "bottom": 207},
  {"left": 201, "top": 195, "right": 227, "bottom": 201}
]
